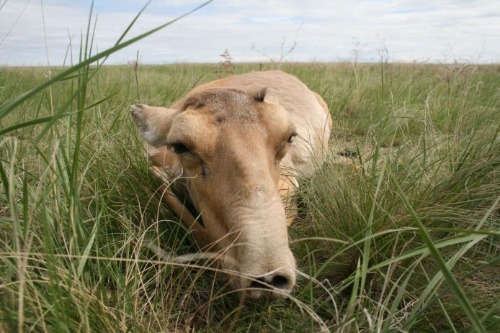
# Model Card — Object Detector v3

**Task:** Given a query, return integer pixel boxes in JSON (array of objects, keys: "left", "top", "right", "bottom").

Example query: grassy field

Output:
[{"left": 1, "top": 59, "right": 499, "bottom": 332}]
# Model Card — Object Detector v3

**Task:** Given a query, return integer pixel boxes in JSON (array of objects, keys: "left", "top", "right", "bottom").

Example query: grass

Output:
[{"left": 1, "top": 7, "right": 500, "bottom": 333}]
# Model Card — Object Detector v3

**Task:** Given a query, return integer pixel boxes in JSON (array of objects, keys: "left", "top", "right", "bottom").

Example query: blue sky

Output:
[{"left": 1, "top": 0, "right": 499, "bottom": 66}]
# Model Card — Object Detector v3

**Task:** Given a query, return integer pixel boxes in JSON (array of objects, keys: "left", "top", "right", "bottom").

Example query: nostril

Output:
[
  {"left": 249, "top": 278, "right": 269, "bottom": 289},
  {"left": 248, "top": 274, "right": 292, "bottom": 292},
  {"left": 271, "top": 275, "right": 289, "bottom": 289}
]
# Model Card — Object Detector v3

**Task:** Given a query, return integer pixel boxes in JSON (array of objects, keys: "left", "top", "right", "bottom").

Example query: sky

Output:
[{"left": 0, "top": 0, "right": 499, "bottom": 66}]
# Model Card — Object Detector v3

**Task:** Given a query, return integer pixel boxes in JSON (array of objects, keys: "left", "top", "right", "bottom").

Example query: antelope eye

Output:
[
  {"left": 287, "top": 132, "right": 297, "bottom": 144},
  {"left": 171, "top": 142, "right": 190, "bottom": 154}
]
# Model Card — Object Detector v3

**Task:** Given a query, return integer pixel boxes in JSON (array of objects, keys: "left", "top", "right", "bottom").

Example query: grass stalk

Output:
[{"left": 388, "top": 169, "right": 487, "bottom": 332}]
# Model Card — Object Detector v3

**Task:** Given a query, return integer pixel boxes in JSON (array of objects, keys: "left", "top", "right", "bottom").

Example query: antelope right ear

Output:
[
  {"left": 130, "top": 104, "right": 177, "bottom": 147},
  {"left": 253, "top": 87, "right": 280, "bottom": 105}
]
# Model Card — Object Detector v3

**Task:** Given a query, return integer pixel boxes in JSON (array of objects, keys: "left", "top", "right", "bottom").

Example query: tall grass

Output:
[{"left": 1, "top": 5, "right": 499, "bottom": 332}]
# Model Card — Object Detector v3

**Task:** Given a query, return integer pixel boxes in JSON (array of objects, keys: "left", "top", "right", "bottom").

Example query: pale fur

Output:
[{"left": 130, "top": 71, "right": 331, "bottom": 298}]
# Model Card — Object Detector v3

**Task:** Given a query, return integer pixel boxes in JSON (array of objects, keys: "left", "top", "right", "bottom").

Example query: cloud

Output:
[{"left": 0, "top": 0, "right": 498, "bottom": 66}]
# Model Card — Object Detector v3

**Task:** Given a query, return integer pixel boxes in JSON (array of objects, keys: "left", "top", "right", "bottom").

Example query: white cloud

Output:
[{"left": 0, "top": 0, "right": 498, "bottom": 66}]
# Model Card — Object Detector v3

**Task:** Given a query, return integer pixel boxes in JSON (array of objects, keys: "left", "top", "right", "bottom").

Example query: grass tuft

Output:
[{"left": 1, "top": 4, "right": 499, "bottom": 330}]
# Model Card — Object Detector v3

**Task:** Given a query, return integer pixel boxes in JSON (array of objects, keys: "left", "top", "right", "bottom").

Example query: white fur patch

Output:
[{"left": 141, "top": 128, "right": 160, "bottom": 145}]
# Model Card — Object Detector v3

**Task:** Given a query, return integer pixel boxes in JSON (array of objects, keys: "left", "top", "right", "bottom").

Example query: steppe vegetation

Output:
[{"left": 1, "top": 4, "right": 499, "bottom": 332}]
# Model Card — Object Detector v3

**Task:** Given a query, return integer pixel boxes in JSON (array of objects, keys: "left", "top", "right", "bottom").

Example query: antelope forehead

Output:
[
  {"left": 167, "top": 112, "right": 217, "bottom": 150},
  {"left": 167, "top": 102, "right": 293, "bottom": 156},
  {"left": 259, "top": 103, "right": 292, "bottom": 131}
]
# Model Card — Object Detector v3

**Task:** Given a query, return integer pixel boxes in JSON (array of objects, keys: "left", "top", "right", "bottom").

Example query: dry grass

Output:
[{"left": 0, "top": 6, "right": 499, "bottom": 330}]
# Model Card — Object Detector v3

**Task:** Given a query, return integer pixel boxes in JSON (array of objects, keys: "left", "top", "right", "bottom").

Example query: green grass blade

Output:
[
  {"left": 388, "top": 170, "right": 487, "bottom": 333},
  {"left": 0, "top": 0, "right": 213, "bottom": 120},
  {"left": 360, "top": 157, "right": 386, "bottom": 292},
  {"left": 114, "top": 0, "right": 152, "bottom": 46},
  {"left": 77, "top": 222, "right": 98, "bottom": 278},
  {"left": 370, "top": 233, "right": 489, "bottom": 271},
  {"left": 0, "top": 114, "right": 68, "bottom": 137},
  {"left": 381, "top": 257, "right": 423, "bottom": 332}
]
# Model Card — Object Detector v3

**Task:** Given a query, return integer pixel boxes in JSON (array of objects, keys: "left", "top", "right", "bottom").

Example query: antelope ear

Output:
[
  {"left": 130, "top": 104, "right": 177, "bottom": 147},
  {"left": 254, "top": 87, "right": 279, "bottom": 105}
]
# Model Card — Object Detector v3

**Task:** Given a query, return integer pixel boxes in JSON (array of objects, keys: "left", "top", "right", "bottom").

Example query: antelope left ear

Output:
[
  {"left": 130, "top": 104, "right": 177, "bottom": 147},
  {"left": 254, "top": 87, "right": 279, "bottom": 105}
]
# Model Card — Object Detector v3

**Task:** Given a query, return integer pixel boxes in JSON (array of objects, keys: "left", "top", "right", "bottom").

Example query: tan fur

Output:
[{"left": 131, "top": 71, "right": 331, "bottom": 298}]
